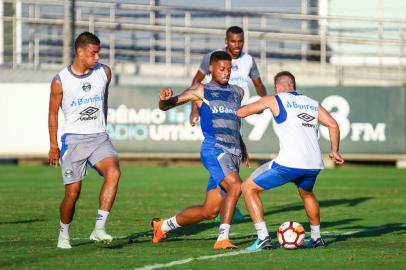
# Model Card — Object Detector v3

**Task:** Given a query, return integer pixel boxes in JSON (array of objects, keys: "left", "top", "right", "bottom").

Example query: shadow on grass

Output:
[
  {"left": 161, "top": 197, "right": 373, "bottom": 238},
  {"left": 102, "top": 230, "right": 154, "bottom": 249},
  {"left": 326, "top": 223, "right": 406, "bottom": 245},
  {"left": 0, "top": 218, "right": 45, "bottom": 225}
]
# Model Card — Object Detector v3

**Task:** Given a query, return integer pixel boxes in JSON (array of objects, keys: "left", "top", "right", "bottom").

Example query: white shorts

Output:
[{"left": 60, "top": 132, "right": 118, "bottom": 185}]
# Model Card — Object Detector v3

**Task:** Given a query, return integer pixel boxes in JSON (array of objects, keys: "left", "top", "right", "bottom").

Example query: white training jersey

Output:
[
  {"left": 272, "top": 91, "right": 324, "bottom": 169},
  {"left": 199, "top": 48, "right": 260, "bottom": 105},
  {"left": 56, "top": 63, "right": 108, "bottom": 135}
]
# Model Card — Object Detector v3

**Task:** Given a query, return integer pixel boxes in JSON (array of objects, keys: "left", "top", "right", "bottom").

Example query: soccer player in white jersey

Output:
[
  {"left": 189, "top": 26, "right": 267, "bottom": 126},
  {"left": 237, "top": 71, "right": 344, "bottom": 250},
  {"left": 190, "top": 26, "right": 267, "bottom": 221},
  {"left": 48, "top": 32, "right": 121, "bottom": 249}
]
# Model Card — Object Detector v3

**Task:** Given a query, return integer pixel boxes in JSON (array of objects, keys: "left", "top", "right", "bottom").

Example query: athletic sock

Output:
[
  {"left": 95, "top": 209, "right": 110, "bottom": 229},
  {"left": 254, "top": 221, "right": 269, "bottom": 240},
  {"left": 59, "top": 221, "right": 71, "bottom": 238},
  {"left": 310, "top": 224, "right": 321, "bottom": 240},
  {"left": 161, "top": 216, "right": 181, "bottom": 233},
  {"left": 217, "top": 224, "right": 231, "bottom": 241}
]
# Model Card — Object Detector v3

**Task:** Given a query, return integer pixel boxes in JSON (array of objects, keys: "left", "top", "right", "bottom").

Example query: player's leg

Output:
[
  {"left": 57, "top": 137, "right": 88, "bottom": 249},
  {"left": 242, "top": 161, "right": 291, "bottom": 250},
  {"left": 295, "top": 170, "right": 327, "bottom": 248},
  {"left": 151, "top": 187, "right": 223, "bottom": 244},
  {"left": 58, "top": 181, "right": 82, "bottom": 249},
  {"left": 89, "top": 156, "right": 120, "bottom": 243},
  {"left": 211, "top": 171, "right": 242, "bottom": 249}
]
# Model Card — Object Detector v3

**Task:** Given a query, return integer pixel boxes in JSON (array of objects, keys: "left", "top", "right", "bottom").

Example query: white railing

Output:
[{"left": 1, "top": 0, "right": 406, "bottom": 84}]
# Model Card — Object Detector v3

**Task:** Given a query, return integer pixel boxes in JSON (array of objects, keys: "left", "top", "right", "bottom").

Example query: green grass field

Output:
[{"left": 1, "top": 165, "right": 405, "bottom": 270}]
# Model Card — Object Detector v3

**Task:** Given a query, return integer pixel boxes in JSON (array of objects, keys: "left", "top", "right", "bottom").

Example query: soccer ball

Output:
[{"left": 277, "top": 221, "right": 305, "bottom": 249}]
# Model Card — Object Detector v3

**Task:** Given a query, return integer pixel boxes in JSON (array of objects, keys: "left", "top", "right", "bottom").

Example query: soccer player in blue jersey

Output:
[
  {"left": 190, "top": 26, "right": 267, "bottom": 221},
  {"left": 237, "top": 71, "right": 344, "bottom": 250},
  {"left": 151, "top": 51, "right": 248, "bottom": 249}
]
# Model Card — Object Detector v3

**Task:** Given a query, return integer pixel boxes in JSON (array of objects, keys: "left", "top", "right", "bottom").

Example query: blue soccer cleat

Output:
[
  {"left": 304, "top": 237, "right": 327, "bottom": 248},
  {"left": 246, "top": 236, "right": 273, "bottom": 251}
]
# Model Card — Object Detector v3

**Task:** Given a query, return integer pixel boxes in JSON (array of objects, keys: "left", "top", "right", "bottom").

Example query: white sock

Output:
[
  {"left": 310, "top": 224, "right": 321, "bottom": 240},
  {"left": 59, "top": 221, "right": 70, "bottom": 238},
  {"left": 254, "top": 221, "right": 269, "bottom": 240},
  {"left": 95, "top": 209, "right": 110, "bottom": 229},
  {"left": 217, "top": 224, "right": 231, "bottom": 241},
  {"left": 161, "top": 216, "right": 181, "bottom": 233}
]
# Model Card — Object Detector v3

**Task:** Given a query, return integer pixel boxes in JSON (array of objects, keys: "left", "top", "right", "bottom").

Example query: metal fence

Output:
[{"left": 1, "top": 0, "right": 406, "bottom": 84}]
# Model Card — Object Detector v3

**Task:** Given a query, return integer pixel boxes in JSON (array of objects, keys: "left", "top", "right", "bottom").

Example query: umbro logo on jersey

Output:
[
  {"left": 79, "top": 107, "right": 98, "bottom": 121},
  {"left": 82, "top": 82, "right": 92, "bottom": 92},
  {"left": 232, "top": 64, "right": 238, "bottom": 71},
  {"left": 297, "top": 113, "right": 315, "bottom": 122}
]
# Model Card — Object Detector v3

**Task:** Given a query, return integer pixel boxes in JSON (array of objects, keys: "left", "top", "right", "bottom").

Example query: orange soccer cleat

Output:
[
  {"left": 151, "top": 218, "right": 168, "bottom": 244},
  {"left": 213, "top": 239, "right": 238, "bottom": 250}
]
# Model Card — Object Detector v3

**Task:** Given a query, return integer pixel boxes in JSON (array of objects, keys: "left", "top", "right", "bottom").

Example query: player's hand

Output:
[
  {"left": 189, "top": 111, "right": 199, "bottom": 126},
  {"left": 48, "top": 147, "right": 60, "bottom": 167},
  {"left": 242, "top": 152, "right": 251, "bottom": 168},
  {"left": 159, "top": 88, "right": 173, "bottom": 101},
  {"left": 329, "top": 151, "right": 344, "bottom": 165}
]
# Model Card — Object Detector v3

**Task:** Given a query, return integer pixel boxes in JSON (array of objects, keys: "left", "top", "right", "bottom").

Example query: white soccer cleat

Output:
[
  {"left": 89, "top": 228, "right": 113, "bottom": 243},
  {"left": 57, "top": 235, "right": 72, "bottom": 249}
]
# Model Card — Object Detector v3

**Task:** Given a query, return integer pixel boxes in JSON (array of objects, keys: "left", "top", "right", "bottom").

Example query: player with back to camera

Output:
[
  {"left": 189, "top": 26, "right": 267, "bottom": 221},
  {"left": 236, "top": 71, "right": 344, "bottom": 250},
  {"left": 48, "top": 32, "right": 121, "bottom": 249},
  {"left": 151, "top": 51, "right": 249, "bottom": 249}
]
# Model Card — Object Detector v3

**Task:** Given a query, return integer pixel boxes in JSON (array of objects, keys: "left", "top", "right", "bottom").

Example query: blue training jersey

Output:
[{"left": 198, "top": 82, "right": 242, "bottom": 156}]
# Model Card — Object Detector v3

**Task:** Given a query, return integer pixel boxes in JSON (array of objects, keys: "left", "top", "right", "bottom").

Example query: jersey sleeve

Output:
[
  {"left": 249, "top": 57, "right": 260, "bottom": 79},
  {"left": 198, "top": 52, "right": 212, "bottom": 74}
]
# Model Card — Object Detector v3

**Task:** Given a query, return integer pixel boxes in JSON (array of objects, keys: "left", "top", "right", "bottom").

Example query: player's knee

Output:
[
  {"left": 65, "top": 189, "right": 80, "bottom": 201},
  {"left": 203, "top": 207, "right": 220, "bottom": 220},
  {"left": 241, "top": 179, "right": 254, "bottom": 194},
  {"left": 105, "top": 167, "right": 121, "bottom": 182}
]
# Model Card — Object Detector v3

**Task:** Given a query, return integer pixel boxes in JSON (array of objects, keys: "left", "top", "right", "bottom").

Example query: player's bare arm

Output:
[
  {"left": 103, "top": 65, "right": 112, "bottom": 122},
  {"left": 318, "top": 103, "right": 344, "bottom": 165},
  {"left": 189, "top": 70, "right": 206, "bottom": 126},
  {"left": 159, "top": 84, "right": 204, "bottom": 111},
  {"left": 191, "top": 70, "right": 206, "bottom": 86},
  {"left": 251, "top": 77, "right": 267, "bottom": 97},
  {"left": 236, "top": 96, "right": 278, "bottom": 118},
  {"left": 48, "top": 78, "right": 63, "bottom": 166}
]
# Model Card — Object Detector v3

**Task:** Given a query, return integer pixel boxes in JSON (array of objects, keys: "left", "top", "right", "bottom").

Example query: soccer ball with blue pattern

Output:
[{"left": 277, "top": 221, "right": 305, "bottom": 249}]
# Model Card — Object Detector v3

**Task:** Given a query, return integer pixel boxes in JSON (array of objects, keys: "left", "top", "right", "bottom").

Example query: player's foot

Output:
[
  {"left": 89, "top": 228, "right": 113, "bottom": 243},
  {"left": 304, "top": 237, "right": 327, "bottom": 248},
  {"left": 214, "top": 207, "right": 244, "bottom": 222},
  {"left": 151, "top": 218, "right": 167, "bottom": 244},
  {"left": 57, "top": 235, "right": 72, "bottom": 249},
  {"left": 213, "top": 239, "right": 238, "bottom": 250},
  {"left": 245, "top": 236, "right": 273, "bottom": 251}
]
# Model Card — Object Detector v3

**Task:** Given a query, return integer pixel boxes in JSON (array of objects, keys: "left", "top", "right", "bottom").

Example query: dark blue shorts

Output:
[
  {"left": 251, "top": 161, "right": 320, "bottom": 192},
  {"left": 200, "top": 147, "right": 241, "bottom": 191}
]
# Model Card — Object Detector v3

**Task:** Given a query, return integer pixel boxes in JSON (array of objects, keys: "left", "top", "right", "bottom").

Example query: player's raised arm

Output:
[
  {"left": 318, "top": 103, "right": 344, "bottom": 165},
  {"left": 48, "top": 77, "right": 63, "bottom": 166},
  {"left": 236, "top": 96, "right": 278, "bottom": 118},
  {"left": 159, "top": 84, "right": 203, "bottom": 111}
]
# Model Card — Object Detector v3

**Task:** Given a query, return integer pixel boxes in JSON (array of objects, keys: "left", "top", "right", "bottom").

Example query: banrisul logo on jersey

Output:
[
  {"left": 211, "top": 106, "right": 236, "bottom": 114},
  {"left": 82, "top": 82, "right": 92, "bottom": 92},
  {"left": 79, "top": 107, "right": 98, "bottom": 121}
]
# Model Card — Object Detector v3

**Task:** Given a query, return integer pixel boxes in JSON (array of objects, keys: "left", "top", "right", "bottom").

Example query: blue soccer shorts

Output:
[
  {"left": 251, "top": 161, "right": 320, "bottom": 192},
  {"left": 200, "top": 147, "right": 241, "bottom": 191}
]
